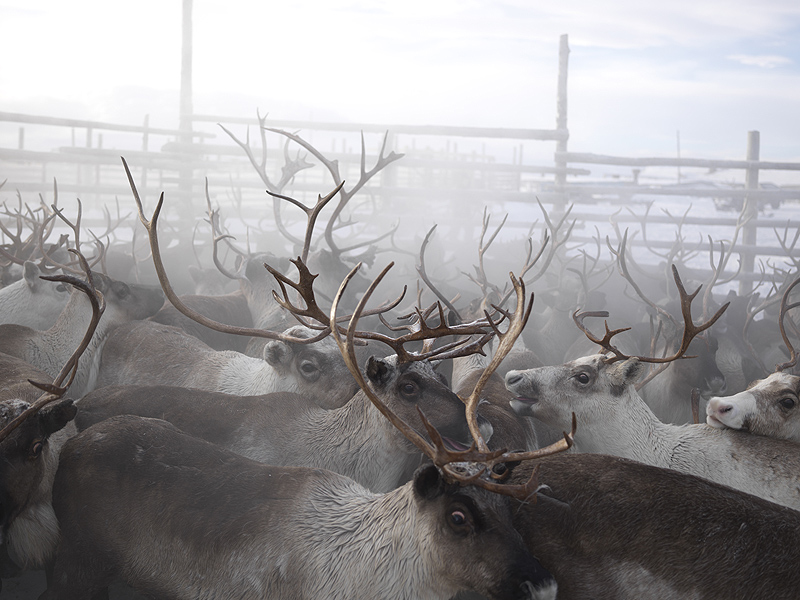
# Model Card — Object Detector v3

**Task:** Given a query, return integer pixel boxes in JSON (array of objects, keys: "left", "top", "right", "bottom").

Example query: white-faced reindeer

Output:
[
  {"left": 41, "top": 257, "right": 570, "bottom": 600},
  {"left": 706, "top": 277, "right": 800, "bottom": 442},
  {"left": 506, "top": 266, "right": 800, "bottom": 510}
]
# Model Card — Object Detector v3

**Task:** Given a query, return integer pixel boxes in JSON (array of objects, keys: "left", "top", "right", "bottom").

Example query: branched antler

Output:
[
  {"left": 264, "top": 127, "right": 404, "bottom": 259},
  {"left": 123, "top": 157, "right": 330, "bottom": 345},
  {"left": 575, "top": 265, "right": 729, "bottom": 366},
  {"left": 330, "top": 261, "right": 575, "bottom": 501},
  {"left": 0, "top": 250, "right": 105, "bottom": 443}
]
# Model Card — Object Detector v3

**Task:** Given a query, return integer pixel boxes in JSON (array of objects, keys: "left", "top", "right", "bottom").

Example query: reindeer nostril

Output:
[
  {"left": 719, "top": 404, "right": 733, "bottom": 414},
  {"left": 506, "top": 374, "right": 523, "bottom": 386}
]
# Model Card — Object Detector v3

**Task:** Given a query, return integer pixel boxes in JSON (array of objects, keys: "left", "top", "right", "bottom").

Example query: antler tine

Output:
[
  {"left": 462, "top": 273, "right": 534, "bottom": 452},
  {"left": 266, "top": 181, "right": 345, "bottom": 264},
  {"left": 613, "top": 229, "right": 677, "bottom": 328},
  {"left": 668, "top": 264, "right": 729, "bottom": 364},
  {"left": 122, "top": 157, "right": 329, "bottom": 346},
  {"left": 774, "top": 222, "right": 800, "bottom": 272},
  {"left": 776, "top": 277, "right": 800, "bottom": 372},
  {"left": 703, "top": 236, "right": 727, "bottom": 321},
  {"left": 496, "top": 413, "right": 577, "bottom": 466},
  {"left": 441, "top": 412, "right": 576, "bottom": 501},
  {"left": 204, "top": 178, "right": 246, "bottom": 282},
  {"left": 0, "top": 249, "right": 106, "bottom": 444},
  {"left": 417, "top": 224, "right": 464, "bottom": 323},
  {"left": 572, "top": 310, "right": 631, "bottom": 362}
]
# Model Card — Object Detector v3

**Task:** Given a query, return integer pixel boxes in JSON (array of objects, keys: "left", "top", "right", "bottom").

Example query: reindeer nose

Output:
[
  {"left": 506, "top": 372, "right": 524, "bottom": 387},
  {"left": 718, "top": 403, "right": 733, "bottom": 414}
]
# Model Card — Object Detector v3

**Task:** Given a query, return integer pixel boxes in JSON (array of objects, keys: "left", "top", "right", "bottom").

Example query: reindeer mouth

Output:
[
  {"left": 442, "top": 437, "right": 470, "bottom": 452},
  {"left": 514, "top": 396, "right": 538, "bottom": 405},
  {"left": 706, "top": 414, "right": 726, "bottom": 428},
  {"left": 509, "top": 396, "right": 538, "bottom": 417}
]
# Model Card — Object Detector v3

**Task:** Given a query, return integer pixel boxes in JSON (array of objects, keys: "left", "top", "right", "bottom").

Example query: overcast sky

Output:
[{"left": 2, "top": 0, "right": 800, "bottom": 164}]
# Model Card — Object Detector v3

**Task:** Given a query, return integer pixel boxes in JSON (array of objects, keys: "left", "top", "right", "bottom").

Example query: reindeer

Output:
[
  {"left": 43, "top": 415, "right": 554, "bottom": 600},
  {"left": 706, "top": 277, "right": 800, "bottom": 442},
  {"left": 79, "top": 348, "right": 493, "bottom": 493},
  {"left": 0, "top": 262, "right": 69, "bottom": 329},
  {"left": 95, "top": 320, "right": 361, "bottom": 409},
  {"left": 506, "top": 266, "right": 800, "bottom": 510},
  {"left": 0, "top": 259, "right": 103, "bottom": 573},
  {"left": 0, "top": 398, "right": 76, "bottom": 572},
  {"left": 508, "top": 453, "right": 800, "bottom": 600},
  {"left": 0, "top": 271, "right": 163, "bottom": 397},
  {"left": 40, "top": 250, "right": 570, "bottom": 600}
]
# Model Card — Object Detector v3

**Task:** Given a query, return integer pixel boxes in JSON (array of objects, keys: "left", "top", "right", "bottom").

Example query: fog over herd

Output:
[{"left": 1, "top": 114, "right": 800, "bottom": 600}]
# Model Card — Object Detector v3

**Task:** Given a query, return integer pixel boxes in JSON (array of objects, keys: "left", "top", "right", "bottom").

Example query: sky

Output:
[{"left": 2, "top": 0, "right": 800, "bottom": 167}]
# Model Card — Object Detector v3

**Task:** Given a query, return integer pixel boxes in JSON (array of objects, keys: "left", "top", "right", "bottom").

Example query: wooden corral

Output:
[{"left": 2, "top": 36, "right": 799, "bottom": 296}]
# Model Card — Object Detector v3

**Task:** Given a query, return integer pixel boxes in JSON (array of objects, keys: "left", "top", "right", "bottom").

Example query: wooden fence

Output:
[{"left": 1, "top": 35, "right": 799, "bottom": 293}]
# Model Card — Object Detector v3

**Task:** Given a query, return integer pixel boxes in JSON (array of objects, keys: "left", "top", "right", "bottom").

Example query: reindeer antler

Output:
[
  {"left": 575, "top": 265, "right": 729, "bottom": 366},
  {"left": 123, "top": 157, "right": 330, "bottom": 345},
  {"left": 0, "top": 250, "right": 106, "bottom": 443},
  {"left": 330, "top": 261, "right": 575, "bottom": 501},
  {"left": 776, "top": 277, "right": 800, "bottom": 372}
]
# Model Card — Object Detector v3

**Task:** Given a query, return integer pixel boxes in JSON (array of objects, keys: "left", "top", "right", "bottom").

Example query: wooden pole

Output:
[
  {"left": 179, "top": 0, "right": 194, "bottom": 207},
  {"left": 739, "top": 130, "right": 760, "bottom": 295},
  {"left": 554, "top": 34, "right": 570, "bottom": 209}
]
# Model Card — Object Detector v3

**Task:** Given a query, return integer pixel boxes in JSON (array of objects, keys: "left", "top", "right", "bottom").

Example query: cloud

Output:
[{"left": 727, "top": 54, "right": 794, "bottom": 68}]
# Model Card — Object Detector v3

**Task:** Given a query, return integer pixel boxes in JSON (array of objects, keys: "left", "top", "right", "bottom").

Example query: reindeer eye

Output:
[
  {"left": 299, "top": 360, "right": 320, "bottom": 381},
  {"left": 31, "top": 441, "right": 44, "bottom": 458},
  {"left": 779, "top": 397, "right": 796, "bottom": 410},
  {"left": 575, "top": 372, "right": 591, "bottom": 385},
  {"left": 450, "top": 510, "right": 466, "bottom": 526},
  {"left": 400, "top": 382, "right": 418, "bottom": 397},
  {"left": 56, "top": 284, "right": 67, "bottom": 293}
]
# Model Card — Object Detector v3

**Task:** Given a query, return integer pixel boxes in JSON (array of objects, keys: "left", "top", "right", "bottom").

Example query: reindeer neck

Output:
[
  {"left": 576, "top": 385, "right": 675, "bottom": 468},
  {"left": 450, "top": 353, "right": 487, "bottom": 391},
  {"left": 304, "top": 392, "right": 414, "bottom": 493},
  {"left": 290, "top": 481, "right": 453, "bottom": 600}
]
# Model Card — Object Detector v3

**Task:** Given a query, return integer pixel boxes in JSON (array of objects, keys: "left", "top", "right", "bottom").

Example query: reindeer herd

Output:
[{"left": 1, "top": 128, "right": 800, "bottom": 599}]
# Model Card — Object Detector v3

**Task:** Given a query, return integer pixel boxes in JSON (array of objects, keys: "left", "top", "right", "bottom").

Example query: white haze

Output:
[{"left": 1, "top": 0, "right": 800, "bottom": 164}]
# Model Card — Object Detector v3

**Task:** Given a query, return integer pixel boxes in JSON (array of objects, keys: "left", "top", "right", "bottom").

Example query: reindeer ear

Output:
[
  {"left": 366, "top": 356, "right": 391, "bottom": 387},
  {"left": 608, "top": 358, "right": 644, "bottom": 387},
  {"left": 23, "top": 261, "right": 39, "bottom": 290},
  {"left": 39, "top": 399, "right": 77, "bottom": 436},
  {"left": 264, "top": 341, "right": 293, "bottom": 368},
  {"left": 413, "top": 464, "right": 444, "bottom": 501}
]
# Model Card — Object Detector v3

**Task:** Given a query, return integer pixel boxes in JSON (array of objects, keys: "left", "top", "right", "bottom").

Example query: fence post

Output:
[
  {"left": 141, "top": 114, "right": 150, "bottom": 189},
  {"left": 739, "top": 130, "right": 760, "bottom": 295},
  {"left": 554, "top": 33, "right": 570, "bottom": 211},
  {"left": 179, "top": 0, "right": 194, "bottom": 210}
]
